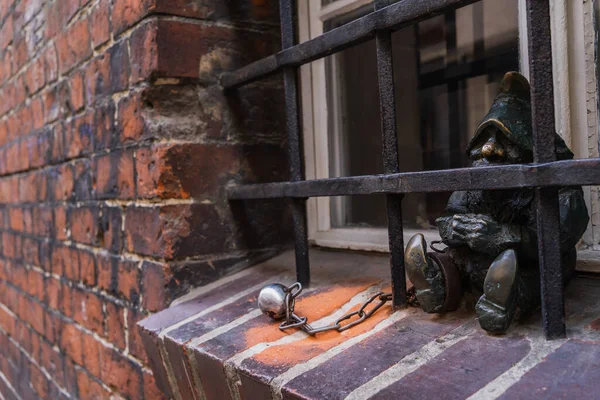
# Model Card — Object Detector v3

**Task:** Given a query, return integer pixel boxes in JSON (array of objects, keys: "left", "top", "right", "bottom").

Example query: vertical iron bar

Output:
[
  {"left": 280, "top": 0, "right": 310, "bottom": 285},
  {"left": 526, "top": 0, "right": 565, "bottom": 339},
  {"left": 375, "top": 0, "right": 406, "bottom": 308}
]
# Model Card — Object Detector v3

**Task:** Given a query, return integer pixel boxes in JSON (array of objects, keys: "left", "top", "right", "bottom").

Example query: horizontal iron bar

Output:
[
  {"left": 228, "top": 159, "right": 600, "bottom": 199},
  {"left": 221, "top": 0, "right": 479, "bottom": 89}
]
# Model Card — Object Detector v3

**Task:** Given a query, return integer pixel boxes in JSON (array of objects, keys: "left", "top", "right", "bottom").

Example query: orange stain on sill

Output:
[
  {"left": 252, "top": 286, "right": 394, "bottom": 367},
  {"left": 242, "top": 280, "right": 383, "bottom": 349}
]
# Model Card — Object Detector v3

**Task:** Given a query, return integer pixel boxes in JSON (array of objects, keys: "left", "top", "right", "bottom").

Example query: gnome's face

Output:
[{"left": 468, "top": 126, "right": 532, "bottom": 167}]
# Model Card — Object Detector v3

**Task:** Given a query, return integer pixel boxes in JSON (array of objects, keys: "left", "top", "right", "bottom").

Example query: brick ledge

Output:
[{"left": 139, "top": 249, "right": 600, "bottom": 399}]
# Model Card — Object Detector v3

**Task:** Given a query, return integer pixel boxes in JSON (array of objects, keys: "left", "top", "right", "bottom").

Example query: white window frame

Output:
[{"left": 299, "top": 0, "right": 600, "bottom": 259}]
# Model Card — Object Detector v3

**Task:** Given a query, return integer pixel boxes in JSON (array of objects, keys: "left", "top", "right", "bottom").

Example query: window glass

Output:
[{"left": 326, "top": 0, "right": 520, "bottom": 229}]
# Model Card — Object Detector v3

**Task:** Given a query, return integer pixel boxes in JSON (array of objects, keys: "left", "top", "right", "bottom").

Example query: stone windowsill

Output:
[{"left": 139, "top": 248, "right": 600, "bottom": 400}]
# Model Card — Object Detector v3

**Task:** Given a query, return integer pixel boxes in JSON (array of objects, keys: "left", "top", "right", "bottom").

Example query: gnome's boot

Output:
[
  {"left": 475, "top": 249, "right": 519, "bottom": 333},
  {"left": 405, "top": 234, "right": 461, "bottom": 313}
]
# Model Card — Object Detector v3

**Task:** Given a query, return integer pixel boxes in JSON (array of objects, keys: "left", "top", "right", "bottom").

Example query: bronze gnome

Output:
[{"left": 405, "top": 72, "right": 589, "bottom": 334}]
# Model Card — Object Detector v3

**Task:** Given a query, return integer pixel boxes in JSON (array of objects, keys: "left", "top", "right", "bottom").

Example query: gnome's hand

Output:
[{"left": 450, "top": 214, "right": 502, "bottom": 252}]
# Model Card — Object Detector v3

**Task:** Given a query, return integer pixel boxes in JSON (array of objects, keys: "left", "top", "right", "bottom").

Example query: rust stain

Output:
[
  {"left": 252, "top": 285, "right": 394, "bottom": 367},
  {"left": 242, "top": 280, "right": 382, "bottom": 349},
  {"left": 585, "top": 317, "right": 600, "bottom": 331}
]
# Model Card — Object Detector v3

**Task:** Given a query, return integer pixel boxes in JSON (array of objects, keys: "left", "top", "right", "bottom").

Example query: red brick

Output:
[
  {"left": 0, "top": 14, "right": 13, "bottom": 50},
  {"left": 77, "top": 368, "right": 110, "bottom": 399},
  {"left": 144, "top": 371, "right": 165, "bottom": 400},
  {"left": 105, "top": 302, "right": 126, "bottom": 350},
  {"left": 25, "top": 260, "right": 44, "bottom": 297},
  {"left": 45, "top": 278, "right": 63, "bottom": 311},
  {"left": 142, "top": 261, "right": 170, "bottom": 312},
  {"left": 8, "top": 207, "right": 23, "bottom": 231},
  {"left": 69, "top": 206, "right": 99, "bottom": 246},
  {"left": 42, "top": 88, "right": 61, "bottom": 124},
  {"left": 79, "top": 249, "right": 96, "bottom": 286},
  {"left": 22, "top": 208, "right": 33, "bottom": 234},
  {"left": 49, "top": 164, "right": 74, "bottom": 201},
  {"left": 90, "top": 1, "right": 110, "bottom": 48},
  {"left": 81, "top": 331, "right": 102, "bottom": 377},
  {"left": 125, "top": 204, "right": 228, "bottom": 259},
  {"left": 72, "top": 289, "right": 103, "bottom": 334},
  {"left": 112, "top": 0, "right": 155, "bottom": 35},
  {"left": 69, "top": 70, "right": 85, "bottom": 112},
  {"left": 59, "top": 322, "right": 84, "bottom": 366},
  {"left": 92, "top": 100, "right": 115, "bottom": 150},
  {"left": 95, "top": 150, "right": 135, "bottom": 199},
  {"left": 0, "top": 305, "right": 16, "bottom": 337},
  {"left": 22, "top": 237, "right": 40, "bottom": 267},
  {"left": 0, "top": 47, "right": 13, "bottom": 84},
  {"left": 99, "top": 347, "right": 143, "bottom": 397},
  {"left": 56, "top": 17, "right": 92, "bottom": 75},
  {"left": 65, "top": 111, "right": 93, "bottom": 158},
  {"left": 83, "top": 53, "right": 110, "bottom": 101},
  {"left": 99, "top": 205, "right": 123, "bottom": 252},
  {"left": 19, "top": 171, "right": 46, "bottom": 203},
  {"left": 30, "top": 364, "right": 50, "bottom": 399},
  {"left": 54, "top": 207, "right": 68, "bottom": 240},
  {"left": 117, "top": 259, "right": 140, "bottom": 304},
  {"left": 24, "top": 57, "right": 45, "bottom": 95},
  {"left": 31, "top": 96, "right": 45, "bottom": 130},
  {"left": 46, "top": 0, "right": 81, "bottom": 39},
  {"left": 117, "top": 91, "right": 146, "bottom": 142},
  {"left": 127, "top": 308, "right": 148, "bottom": 362},
  {"left": 43, "top": 44, "right": 58, "bottom": 83},
  {"left": 108, "top": 41, "right": 131, "bottom": 93},
  {"left": 129, "top": 21, "right": 158, "bottom": 83},
  {"left": 72, "top": 159, "right": 94, "bottom": 201},
  {"left": 0, "top": 120, "right": 8, "bottom": 147}
]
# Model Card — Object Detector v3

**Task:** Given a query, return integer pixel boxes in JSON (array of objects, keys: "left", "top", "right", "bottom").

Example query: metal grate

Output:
[{"left": 222, "top": 0, "right": 600, "bottom": 339}]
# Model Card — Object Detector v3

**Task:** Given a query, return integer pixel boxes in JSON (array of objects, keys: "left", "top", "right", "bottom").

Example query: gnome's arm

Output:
[
  {"left": 522, "top": 187, "right": 589, "bottom": 255},
  {"left": 436, "top": 191, "right": 528, "bottom": 255}
]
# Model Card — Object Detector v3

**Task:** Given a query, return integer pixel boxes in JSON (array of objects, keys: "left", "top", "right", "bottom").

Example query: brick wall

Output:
[{"left": 0, "top": 0, "right": 290, "bottom": 398}]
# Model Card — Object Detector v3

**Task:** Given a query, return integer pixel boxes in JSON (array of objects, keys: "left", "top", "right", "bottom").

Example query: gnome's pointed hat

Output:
[{"left": 466, "top": 71, "right": 574, "bottom": 160}]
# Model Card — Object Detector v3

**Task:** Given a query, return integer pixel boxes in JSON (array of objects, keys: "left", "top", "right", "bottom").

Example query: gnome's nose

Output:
[{"left": 481, "top": 137, "right": 505, "bottom": 160}]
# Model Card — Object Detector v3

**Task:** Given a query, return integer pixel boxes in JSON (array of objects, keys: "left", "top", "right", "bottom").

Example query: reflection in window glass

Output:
[{"left": 326, "top": 0, "right": 520, "bottom": 229}]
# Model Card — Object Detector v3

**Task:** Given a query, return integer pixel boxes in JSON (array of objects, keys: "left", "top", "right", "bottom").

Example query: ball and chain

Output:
[{"left": 257, "top": 282, "right": 418, "bottom": 336}]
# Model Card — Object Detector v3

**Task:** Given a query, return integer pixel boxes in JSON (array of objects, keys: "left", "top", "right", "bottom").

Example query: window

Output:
[{"left": 299, "top": 0, "right": 600, "bottom": 254}]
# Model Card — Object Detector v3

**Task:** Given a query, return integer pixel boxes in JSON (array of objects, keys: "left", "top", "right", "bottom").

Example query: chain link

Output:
[{"left": 277, "top": 283, "right": 418, "bottom": 336}]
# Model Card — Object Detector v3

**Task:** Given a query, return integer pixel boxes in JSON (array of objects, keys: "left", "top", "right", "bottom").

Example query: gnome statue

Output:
[{"left": 405, "top": 72, "right": 589, "bottom": 333}]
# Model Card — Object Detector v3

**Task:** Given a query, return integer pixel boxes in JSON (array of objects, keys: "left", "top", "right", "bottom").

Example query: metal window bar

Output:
[{"left": 223, "top": 0, "right": 600, "bottom": 340}]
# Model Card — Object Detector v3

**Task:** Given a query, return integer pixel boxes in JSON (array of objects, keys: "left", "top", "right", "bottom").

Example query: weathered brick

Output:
[
  {"left": 78, "top": 249, "right": 97, "bottom": 286},
  {"left": 99, "top": 205, "right": 123, "bottom": 252},
  {"left": 129, "top": 21, "right": 158, "bottom": 83},
  {"left": 69, "top": 206, "right": 99, "bottom": 246},
  {"left": 125, "top": 204, "right": 229, "bottom": 259},
  {"left": 72, "top": 289, "right": 104, "bottom": 334},
  {"left": 141, "top": 261, "right": 170, "bottom": 312},
  {"left": 117, "top": 91, "right": 146, "bottom": 142},
  {"left": 56, "top": 17, "right": 92, "bottom": 75},
  {"left": 65, "top": 111, "right": 94, "bottom": 158},
  {"left": 0, "top": 14, "right": 13, "bottom": 50},
  {"left": 24, "top": 57, "right": 45, "bottom": 95},
  {"left": 90, "top": 1, "right": 110, "bottom": 48},
  {"left": 99, "top": 347, "right": 143, "bottom": 397},
  {"left": 76, "top": 368, "right": 111, "bottom": 399},
  {"left": 112, "top": 0, "right": 155, "bottom": 35},
  {"left": 105, "top": 301, "right": 126, "bottom": 350},
  {"left": 46, "top": 0, "right": 81, "bottom": 39},
  {"left": 43, "top": 44, "right": 59, "bottom": 83},
  {"left": 94, "top": 150, "right": 135, "bottom": 199},
  {"left": 59, "top": 322, "right": 84, "bottom": 366},
  {"left": 69, "top": 70, "right": 86, "bottom": 112}
]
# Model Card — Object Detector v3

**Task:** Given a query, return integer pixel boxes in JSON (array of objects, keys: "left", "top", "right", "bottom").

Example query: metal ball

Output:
[{"left": 258, "top": 283, "right": 288, "bottom": 320}]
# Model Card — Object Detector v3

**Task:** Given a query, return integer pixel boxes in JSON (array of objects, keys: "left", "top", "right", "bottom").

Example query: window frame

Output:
[{"left": 299, "top": 0, "right": 600, "bottom": 254}]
